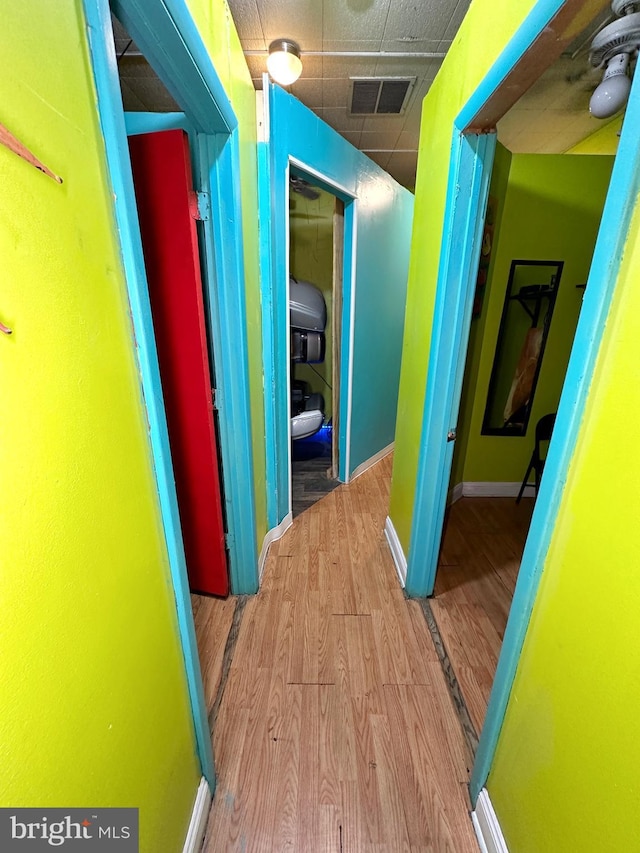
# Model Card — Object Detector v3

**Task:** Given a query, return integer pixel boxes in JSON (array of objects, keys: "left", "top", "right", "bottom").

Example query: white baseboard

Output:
[
  {"left": 349, "top": 442, "right": 394, "bottom": 482},
  {"left": 259, "top": 513, "right": 293, "bottom": 579},
  {"left": 384, "top": 515, "right": 406, "bottom": 587},
  {"left": 472, "top": 789, "right": 509, "bottom": 853},
  {"left": 461, "top": 481, "right": 535, "bottom": 499},
  {"left": 182, "top": 777, "right": 212, "bottom": 853},
  {"left": 448, "top": 482, "right": 464, "bottom": 504}
]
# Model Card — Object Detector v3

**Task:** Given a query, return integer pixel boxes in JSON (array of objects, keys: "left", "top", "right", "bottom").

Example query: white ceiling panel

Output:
[
  {"left": 361, "top": 114, "right": 406, "bottom": 133},
  {"left": 339, "top": 130, "right": 363, "bottom": 148},
  {"left": 365, "top": 150, "right": 392, "bottom": 169},
  {"left": 322, "top": 0, "right": 391, "bottom": 43},
  {"left": 442, "top": 0, "right": 473, "bottom": 40},
  {"left": 316, "top": 107, "right": 366, "bottom": 133},
  {"left": 289, "top": 78, "right": 323, "bottom": 109},
  {"left": 256, "top": 0, "right": 323, "bottom": 50},
  {"left": 359, "top": 129, "right": 402, "bottom": 151},
  {"left": 228, "top": 0, "right": 264, "bottom": 40},
  {"left": 322, "top": 78, "right": 351, "bottom": 109},
  {"left": 397, "top": 128, "right": 420, "bottom": 149},
  {"left": 223, "top": 0, "right": 615, "bottom": 187},
  {"left": 381, "top": 0, "right": 458, "bottom": 43}
]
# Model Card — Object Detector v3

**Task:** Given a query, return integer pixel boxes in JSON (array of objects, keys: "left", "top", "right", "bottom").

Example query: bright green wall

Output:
[
  {"left": 290, "top": 188, "right": 335, "bottom": 419},
  {"left": 566, "top": 115, "right": 622, "bottom": 155},
  {"left": 0, "top": 4, "right": 199, "bottom": 850},
  {"left": 185, "top": 0, "right": 267, "bottom": 547},
  {"left": 488, "top": 191, "right": 640, "bottom": 850},
  {"left": 456, "top": 153, "right": 613, "bottom": 484},
  {"left": 389, "top": 0, "right": 540, "bottom": 551}
]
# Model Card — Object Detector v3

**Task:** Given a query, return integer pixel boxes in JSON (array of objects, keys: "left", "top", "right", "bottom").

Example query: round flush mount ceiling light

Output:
[{"left": 267, "top": 39, "right": 302, "bottom": 86}]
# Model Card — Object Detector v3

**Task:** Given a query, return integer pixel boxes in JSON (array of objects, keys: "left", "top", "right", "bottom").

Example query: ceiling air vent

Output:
[{"left": 350, "top": 77, "right": 415, "bottom": 115}]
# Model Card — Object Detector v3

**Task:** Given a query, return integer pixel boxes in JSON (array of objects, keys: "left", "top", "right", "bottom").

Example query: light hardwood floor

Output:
[
  {"left": 194, "top": 455, "right": 479, "bottom": 852},
  {"left": 431, "top": 496, "right": 534, "bottom": 734}
]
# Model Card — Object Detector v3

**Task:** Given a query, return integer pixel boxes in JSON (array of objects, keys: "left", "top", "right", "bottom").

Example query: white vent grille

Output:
[{"left": 350, "top": 77, "right": 415, "bottom": 115}]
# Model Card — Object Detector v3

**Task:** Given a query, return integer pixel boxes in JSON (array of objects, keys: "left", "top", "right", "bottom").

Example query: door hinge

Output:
[
  {"left": 211, "top": 387, "right": 217, "bottom": 411},
  {"left": 196, "top": 190, "right": 210, "bottom": 221}
]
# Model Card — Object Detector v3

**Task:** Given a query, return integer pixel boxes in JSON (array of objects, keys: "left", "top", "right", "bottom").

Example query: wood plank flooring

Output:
[
  {"left": 431, "top": 496, "right": 533, "bottom": 734},
  {"left": 196, "top": 455, "right": 479, "bottom": 852}
]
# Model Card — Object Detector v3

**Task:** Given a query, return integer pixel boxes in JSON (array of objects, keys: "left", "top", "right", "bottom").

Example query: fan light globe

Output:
[
  {"left": 590, "top": 52, "right": 632, "bottom": 118},
  {"left": 267, "top": 40, "right": 302, "bottom": 86}
]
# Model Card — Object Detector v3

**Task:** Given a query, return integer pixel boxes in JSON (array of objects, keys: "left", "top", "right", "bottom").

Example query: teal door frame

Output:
[
  {"left": 403, "top": 0, "right": 640, "bottom": 802},
  {"left": 84, "top": 0, "right": 260, "bottom": 790}
]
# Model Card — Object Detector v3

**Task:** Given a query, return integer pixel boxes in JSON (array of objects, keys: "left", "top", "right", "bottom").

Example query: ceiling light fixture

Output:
[
  {"left": 589, "top": 0, "right": 640, "bottom": 118},
  {"left": 267, "top": 39, "right": 302, "bottom": 86}
]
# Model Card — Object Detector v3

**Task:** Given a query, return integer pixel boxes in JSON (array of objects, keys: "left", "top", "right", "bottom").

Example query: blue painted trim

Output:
[
  {"left": 338, "top": 200, "right": 357, "bottom": 483},
  {"left": 257, "top": 140, "right": 279, "bottom": 528},
  {"left": 83, "top": 0, "right": 215, "bottom": 788},
  {"left": 471, "top": 64, "right": 640, "bottom": 802},
  {"left": 457, "top": 0, "right": 565, "bottom": 130},
  {"left": 405, "top": 131, "right": 495, "bottom": 597},
  {"left": 124, "top": 111, "right": 188, "bottom": 135},
  {"left": 111, "top": 0, "right": 236, "bottom": 134},
  {"left": 196, "top": 131, "right": 259, "bottom": 594}
]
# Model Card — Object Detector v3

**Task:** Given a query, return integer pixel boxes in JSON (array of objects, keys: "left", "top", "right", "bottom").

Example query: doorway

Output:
[
  {"left": 398, "top": 0, "right": 640, "bottom": 802},
  {"left": 288, "top": 171, "right": 344, "bottom": 516},
  {"left": 430, "top": 131, "right": 615, "bottom": 734},
  {"left": 85, "top": 0, "right": 260, "bottom": 789}
]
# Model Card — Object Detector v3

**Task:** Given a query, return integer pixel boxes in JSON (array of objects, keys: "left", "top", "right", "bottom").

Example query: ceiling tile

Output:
[
  {"left": 315, "top": 107, "right": 365, "bottom": 132},
  {"left": 381, "top": 0, "right": 457, "bottom": 42},
  {"left": 359, "top": 128, "right": 402, "bottom": 150},
  {"left": 256, "top": 0, "right": 323, "bottom": 49},
  {"left": 372, "top": 56, "right": 439, "bottom": 80},
  {"left": 322, "top": 0, "right": 391, "bottom": 44},
  {"left": 339, "top": 130, "right": 363, "bottom": 147},
  {"left": 289, "top": 78, "right": 323, "bottom": 109},
  {"left": 320, "top": 39, "right": 384, "bottom": 52},
  {"left": 361, "top": 114, "right": 406, "bottom": 132},
  {"left": 322, "top": 78, "right": 351, "bottom": 109},
  {"left": 121, "top": 76, "right": 181, "bottom": 111},
  {"left": 321, "top": 54, "right": 380, "bottom": 80},
  {"left": 227, "top": 0, "right": 264, "bottom": 40},
  {"left": 120, "top": 79, "right": 147, "bottom": 112},
  {"left": 443, "top": 0, "right": 473, "bottom": 40},
  {"left": 396, "top": 128, "right": 420, "bottom": 149},
  {"left": 365, "top": 150, "right": 392, "bottom": 169},
  {"left": 245, "top": 54, "right": 267, "bottom": 77},
  {"left": 241, "top": 38, "right": 268, "bottom": 50}
]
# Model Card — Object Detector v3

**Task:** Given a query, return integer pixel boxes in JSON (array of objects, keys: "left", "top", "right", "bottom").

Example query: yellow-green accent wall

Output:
[
  {"left": 389, "top": 0, "right": 540, "bottom": 551},
  {"left": 488, "top": 191, "right": 640, "bottom": 849},
  {"left": 452, "top": 152, "right": 613, "bottom": 485},
  {"left": 0, "top": 3, "right": 200, "bottom": 850},
  {"left": 185, "top": 0, "right": 267, "bottom": 548},
  {"left": 566, "top": 115, "right": 622, "bottom": 155}
]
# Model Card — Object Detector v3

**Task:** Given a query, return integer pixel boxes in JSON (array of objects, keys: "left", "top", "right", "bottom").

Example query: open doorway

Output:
[
  {"left": 288, "top": 170, "right": 344, "bottom": 516},
  {"left": 427, "top": 9, "right": 618, "bottom": 736},
  {"left": 108, "top": 13, "right": 229, "bottom": 597}
]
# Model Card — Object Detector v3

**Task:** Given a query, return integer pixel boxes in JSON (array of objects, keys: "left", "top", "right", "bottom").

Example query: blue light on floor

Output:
[{"left": 292, "top": 421, "right": 332, "bottom": 461}]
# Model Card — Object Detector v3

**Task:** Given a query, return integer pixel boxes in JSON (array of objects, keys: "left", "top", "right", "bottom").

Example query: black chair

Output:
[{"left": 516, "top": 413, "right": 556, "bottom": 503}]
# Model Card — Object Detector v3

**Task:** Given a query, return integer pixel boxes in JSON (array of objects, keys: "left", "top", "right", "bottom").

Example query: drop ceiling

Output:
[{"left": 112, "top": 2, "right": 620, "bottom": 191}]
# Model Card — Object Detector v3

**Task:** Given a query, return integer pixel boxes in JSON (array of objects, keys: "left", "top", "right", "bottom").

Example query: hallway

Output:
[{"left": 195, "top": 455, "right": 479, "bottom": 851}]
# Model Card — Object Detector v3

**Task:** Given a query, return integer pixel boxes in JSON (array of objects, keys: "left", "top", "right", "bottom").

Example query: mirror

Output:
[{"left": 482, "top": 259, "right": 563, "bottom": 436}]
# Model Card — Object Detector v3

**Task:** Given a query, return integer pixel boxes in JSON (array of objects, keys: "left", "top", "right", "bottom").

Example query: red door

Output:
[{"left": 128, "top": 129, "right": 228, "bottom": 596}]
